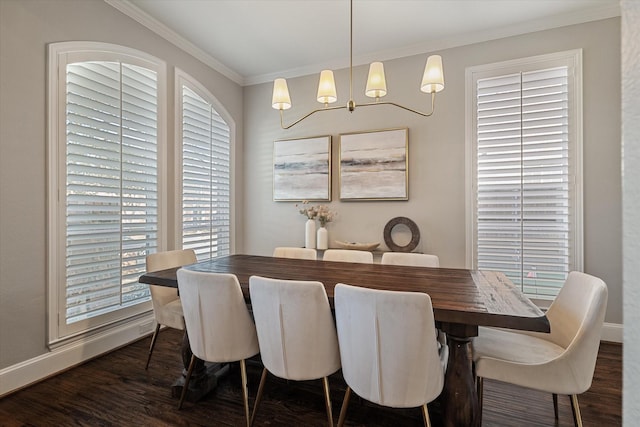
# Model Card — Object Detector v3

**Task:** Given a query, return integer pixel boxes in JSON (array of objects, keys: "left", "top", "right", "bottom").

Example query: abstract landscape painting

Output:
[
  {"left": 339, "top": 128, "right": 408, "bottom": 200},
  {"left": 273, "top": 135, "right": 331, "bottom": 201}
]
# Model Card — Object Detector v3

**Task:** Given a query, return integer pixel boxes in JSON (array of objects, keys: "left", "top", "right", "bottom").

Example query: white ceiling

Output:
[{"left": 109, "top": 0, "right": 620, "bottom": 86}]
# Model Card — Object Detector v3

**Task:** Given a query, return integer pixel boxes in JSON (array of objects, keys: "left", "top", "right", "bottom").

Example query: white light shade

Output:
[
  {"left": 421, "top": 55, "right": 445, "bottom": 93},
  {"left": 317, "top": 70, "right": 337, "bottom": 104},
  {"left": 365, "top": 62, "right": 387, "bottom": 98},
  {"left": 272, "top": 78, "right": 292, "bottom": 110}
]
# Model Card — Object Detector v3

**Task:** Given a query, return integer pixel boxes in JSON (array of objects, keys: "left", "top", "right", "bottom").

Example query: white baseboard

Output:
[
  {"left": 0, "top": 313, "right": 155, "bottom": 398},
  {"left": 602, "top": 322, "right": 623, "bottom": 343}
]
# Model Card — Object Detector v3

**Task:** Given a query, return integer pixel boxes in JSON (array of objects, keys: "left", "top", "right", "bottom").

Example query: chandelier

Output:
[{"left": 271, "top": 0, "right": 445, "bottom": 130}]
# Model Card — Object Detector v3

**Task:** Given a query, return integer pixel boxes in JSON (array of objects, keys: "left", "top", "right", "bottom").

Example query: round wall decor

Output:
[{"left": 383, "top": 217, "right": 420, "bottom": 252}]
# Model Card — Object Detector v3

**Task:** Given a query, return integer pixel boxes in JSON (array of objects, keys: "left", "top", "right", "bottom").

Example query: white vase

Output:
[
  {"left": 305, "top": 219, "right": 316, "bottom": 248},
  {"left": 317, "top": 226, "right": 328, "bottom": 250}
]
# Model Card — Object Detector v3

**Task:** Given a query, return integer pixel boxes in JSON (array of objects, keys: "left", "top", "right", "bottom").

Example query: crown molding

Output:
[
  {"left": 105, "top": 0, "right": 619, "bottom": 87},
  {"left": 104, "top": 0, "right": 244, "bottom": 86}
]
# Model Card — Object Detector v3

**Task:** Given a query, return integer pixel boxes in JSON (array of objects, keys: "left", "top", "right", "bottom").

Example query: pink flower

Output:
[
  {"left": 316, "top": 205, "right": 336, "bottom": 227},
  {"left": 295, "top": 201, "right": 318, "bottom": 219}
]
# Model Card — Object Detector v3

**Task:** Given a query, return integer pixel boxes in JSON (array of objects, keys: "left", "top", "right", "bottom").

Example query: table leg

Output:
[
  {"left": 170, "top": 331, "right": 229, "bottom": 401},
  {"left": 441, "top": 323, "right": 480, "bottom": 427}
]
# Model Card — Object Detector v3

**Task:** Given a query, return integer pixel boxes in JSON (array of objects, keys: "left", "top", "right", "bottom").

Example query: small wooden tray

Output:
[{"left": 334, "top": 240, "right": 380, "bottom": 251}]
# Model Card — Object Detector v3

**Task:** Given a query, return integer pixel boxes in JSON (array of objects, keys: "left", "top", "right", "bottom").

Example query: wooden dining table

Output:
[{"left": 139, "top": 254, "right": 549, "bottom": 427}]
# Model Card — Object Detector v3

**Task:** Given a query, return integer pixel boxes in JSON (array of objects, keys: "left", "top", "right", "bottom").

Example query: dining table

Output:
[{"left": 139, "top": 253, "right": 549, "bottom": 427}]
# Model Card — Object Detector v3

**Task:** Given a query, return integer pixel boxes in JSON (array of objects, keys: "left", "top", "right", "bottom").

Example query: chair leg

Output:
[
  {"left": 477, "top": 376, "right": 483, "bottom": 426},
  {"left": 250, "top": 368, "right": 268, "bottom": 426},
  {"left": 421, "top": 404, "right": 432, "bottom": 427},
  {"left": 240, "top": 359, "right": 251, "bottom": 427},
  {"left": 337, "top": 386, "right": 352, "bottom": 427},
  {"left": 570, "top": 394, "right": 583, "bottom": 427},
  {"left": 178, "top": 354, "right": 197, "bottom": 410},
  {"left": 145, "top": 323, "right": 161, "bottom": 370},
  {"left": 553, "top": 393, "right": 559, "bottom": 419},
  {"left": 322, "top": 376, "right": 334, "bottom": 427}
]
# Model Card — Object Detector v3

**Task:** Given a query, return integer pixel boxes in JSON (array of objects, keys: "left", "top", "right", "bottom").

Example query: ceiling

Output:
[{"left": 109, "top": 0, "right": 620, "bottom": 86}]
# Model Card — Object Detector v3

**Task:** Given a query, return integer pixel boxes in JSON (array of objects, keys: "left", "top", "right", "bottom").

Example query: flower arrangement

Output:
[
  {"left": 296, "top": 201, "right": 318, "bottom": 219},
  {"left": 295, "top": 201, "right": 337, "bottom": 227},
  {"left": 316, "top": 205, "right": 336, "bottom": 227}
]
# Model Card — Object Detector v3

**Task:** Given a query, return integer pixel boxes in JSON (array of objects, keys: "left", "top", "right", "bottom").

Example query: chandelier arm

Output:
[
  {"left": 357, "top": 92, "right": 437, "bottom": 117},
  {"left": 279, "top": 92, "right": 437, "bottom": 129},
  {"left": 279, "top": 105, "right": 348, "bottom": 130}
]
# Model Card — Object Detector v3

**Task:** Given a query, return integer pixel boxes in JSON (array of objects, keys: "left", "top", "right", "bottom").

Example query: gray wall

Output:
[
  {"left": 0, "top": 0, "right": 244, "bottom": 369},
  {"left": 622, "top": 1, "right": 639, "bottom": 424},
  {"left": 243, "top": 18, "right": 622, "bottom": 325}
]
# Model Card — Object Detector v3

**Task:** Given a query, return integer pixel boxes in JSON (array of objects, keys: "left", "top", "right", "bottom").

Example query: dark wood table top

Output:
[{"left": 139, "top": 254, "right": 549, "bottom": 333}]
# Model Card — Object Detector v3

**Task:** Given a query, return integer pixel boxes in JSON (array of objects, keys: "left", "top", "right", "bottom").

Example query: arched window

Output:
[
  {"left": 175, "top": 69, "right": 233, "bottom": 260},
  {"left": 47, "top": 42, "right": 166, "bottom": 342}
]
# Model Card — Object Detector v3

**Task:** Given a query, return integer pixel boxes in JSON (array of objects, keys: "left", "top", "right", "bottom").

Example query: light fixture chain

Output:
[{"left": 349, "top": 0, "right": 353, "bottom": 105}]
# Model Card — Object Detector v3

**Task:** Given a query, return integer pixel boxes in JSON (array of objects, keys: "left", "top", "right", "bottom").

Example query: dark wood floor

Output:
[{"left": 0, "top": 329, "right": 621, "bottom": 426}]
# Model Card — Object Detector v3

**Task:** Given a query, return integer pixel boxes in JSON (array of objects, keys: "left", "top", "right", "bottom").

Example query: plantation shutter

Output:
[
  {"left": 475, "top": 66, "right": 571, "bottom": 298},
  {"left": 181, "top": 86, "right": 231, "bottom": 259},
  {"left": 65, "top": 61, "right": 158, "bottom": 324}
]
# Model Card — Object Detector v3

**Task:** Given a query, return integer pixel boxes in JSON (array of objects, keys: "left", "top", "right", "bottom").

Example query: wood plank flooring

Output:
[{"left": 0, "top": 329, "right": 621, "bottom": 426}]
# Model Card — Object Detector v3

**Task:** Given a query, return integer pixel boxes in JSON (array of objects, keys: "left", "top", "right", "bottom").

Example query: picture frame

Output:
[
  {"left": 273, "top": 135, "right": 332, "bottom": 201},
  {"left": 339, "top": 128, "right": 408, "bottom": 200}
]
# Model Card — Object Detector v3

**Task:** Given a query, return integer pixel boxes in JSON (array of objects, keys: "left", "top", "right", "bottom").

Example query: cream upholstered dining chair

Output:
[
  {"left": 473, "top": 271, "right": 608, "bottom": 427},
  {"left": 144, "top": 249, "right": 197, "bottom": 370},
  {"left": 380, "top": 251, "right": 445, "bottom": 347},
  {"left": 272, "top": 246, "right": 317, "bottom": 260},
  {"left": 334, "top": 284, "right": 447, "bottom": 427},
  {"left": 176, "top": 269, "right": 260, "bottom": 427},
  {"left": 381, "top": 252, "right": 440, "bottom": 268},
  {"left": 249, "top": 276, "right": 341, "bottom": 426},
  {"left": 322, "top": 249, "right": 373, "bottom": 264}
]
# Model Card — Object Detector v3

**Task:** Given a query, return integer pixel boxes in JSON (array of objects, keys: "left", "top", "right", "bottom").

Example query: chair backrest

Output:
[
  {"left": 146, "top": 249, "right": 197, "bottom": 314},
  {"left": 176, "top": 269, "right": 259, "bottom": 363},
  {"left": 272, "top": 247, "right": 317, "bottom": 260},
  {"left": 249, "top": 276, "right": 340, "bottom": 381},
  {"left": 323, "top": 249, "right": 373, "bottom": 264},
  {"left": 146, "top": 249, "right": 197, "bottom": 273},
  {"left": 334, "top": 283, "right": 445, "bottom": 408},
  {"left": 545, "top": 271, "right": 608, "bottom": 391},
  {"left": 381, "top": 252, "right": 440, "bottom": 268}
]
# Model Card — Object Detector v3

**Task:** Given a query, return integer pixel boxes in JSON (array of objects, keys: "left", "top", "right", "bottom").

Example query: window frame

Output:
[
  {"left": 465, "top": 49, "right": 584, "bottom": 303},
  {"left": 47, "top": 41, "right": 167, "bottom": 345},
  {"left": 173, "top": 68, "right": 236, "bottom": 256}
]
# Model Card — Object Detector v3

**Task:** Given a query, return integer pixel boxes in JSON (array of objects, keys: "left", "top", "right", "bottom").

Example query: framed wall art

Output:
[
  {"left": 339, "top": 128, "right": 408, "bottom": 200},
  {"left": 273, "top": 135, "right": 331, "bottom": 201}
]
